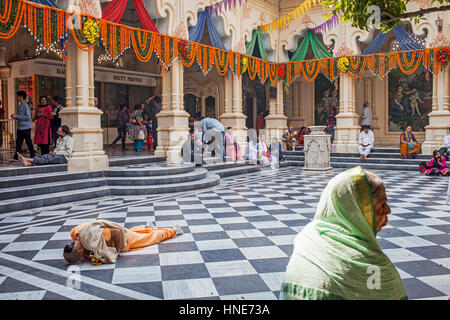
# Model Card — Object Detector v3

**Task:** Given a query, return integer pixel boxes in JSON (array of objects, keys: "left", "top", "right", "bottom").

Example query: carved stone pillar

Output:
[
  {"left": 289, "top": 80, "right": 306, "bottom": 129},
  {"left": 265, "top": 80, "right": 287, "bottom": 144},
  {"left": 154, "top": 59, "right": 189, "bottom": 164},
  {"left": 333, "top": 73, "right": 360, "bottom": 153},
  {"left": 60, "top": 37, "right": 108, "bottom": 172},
  {"left": 220, "top": 73, "right": 247, "bottom": 151}
]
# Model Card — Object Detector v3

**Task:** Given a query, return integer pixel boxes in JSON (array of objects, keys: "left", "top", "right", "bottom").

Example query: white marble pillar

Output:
[
  {"left": 422, "top": 68, "right": 450, "bottom": 155},
  {"left": 265, "top": 80, "right": 288, "bottom": 144},
  {"left": 333, "top": 73, "right": 360, "bottom": 153},
  {"left": 220, "top": 73, "right": 247, "bottom": 151},
  {"left": 289, "top": 81, "right": 306, "bottom": 129},
  {"left": 60, "top": 37, "right": 108, "bottom": 172},
  {"left": 154, "top": 59, "right": 189, "bottom": 164},
  {"left": 201, "top": 95, "right": 206, "bottom": 117}
]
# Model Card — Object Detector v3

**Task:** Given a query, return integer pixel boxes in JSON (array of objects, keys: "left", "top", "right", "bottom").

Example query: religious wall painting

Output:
[
  {"left": 314, "top": 73, "right": 339, "bottom": 126},
  {"left": 388, "top": 66, "right": 432, "bottom": 132}
]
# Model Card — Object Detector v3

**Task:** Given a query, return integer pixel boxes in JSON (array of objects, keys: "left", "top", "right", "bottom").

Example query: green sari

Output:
[{"left": 280, "top": 166, "right": 408, "bottom": 300}]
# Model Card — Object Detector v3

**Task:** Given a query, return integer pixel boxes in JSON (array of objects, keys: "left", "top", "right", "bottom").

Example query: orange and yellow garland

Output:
[{"left": 0, "top": 0, "right": 448, "bottom": 88}]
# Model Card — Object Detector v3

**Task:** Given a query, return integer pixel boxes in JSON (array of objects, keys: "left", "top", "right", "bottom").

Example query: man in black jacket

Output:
[{"left": 112, "top": 105, "right": 129, "bottom": 151}]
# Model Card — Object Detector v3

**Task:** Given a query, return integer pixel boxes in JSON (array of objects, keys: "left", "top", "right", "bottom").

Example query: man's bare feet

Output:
[{"left": 20, "top": 157, "right": 32, "bottom": 166}]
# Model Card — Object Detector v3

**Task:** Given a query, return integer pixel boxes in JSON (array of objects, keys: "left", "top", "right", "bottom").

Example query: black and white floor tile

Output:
[{"left": 0, "top": 168, "right": 449, "bottom": 300}]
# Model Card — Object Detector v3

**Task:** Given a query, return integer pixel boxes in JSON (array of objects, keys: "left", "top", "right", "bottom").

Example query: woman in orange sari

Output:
[{"left": 400, "top": 125, "right": 421, "bottom": 159}]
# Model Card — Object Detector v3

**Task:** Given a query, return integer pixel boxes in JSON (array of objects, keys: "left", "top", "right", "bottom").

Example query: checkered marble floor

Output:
[{"left": 0, "top": 168, "right": 449, "bottom": 300}]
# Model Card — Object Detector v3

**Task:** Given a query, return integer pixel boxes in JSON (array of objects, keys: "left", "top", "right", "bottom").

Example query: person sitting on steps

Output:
[{"left": 18, "top": 125, "right": 73, "bottom": 166}]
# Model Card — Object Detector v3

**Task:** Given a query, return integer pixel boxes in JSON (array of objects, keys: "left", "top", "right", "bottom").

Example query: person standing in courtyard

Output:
[
  {"left": 361, "top": 101, "right": 372, "bottom": 128},
  {"left": 201, "top": 117, "right": 225, "bottom": 161},
  {"left": 225, "top": 127, "right": 244, "bottom": 162},
  {"left": 280, "top": 166, "right": 408, "bottom": 300},
  {"left": 129, "top": 105, "right": 145, "bottom": 152},
  {"left": 63, "top": 219, "right": 181, "bottom": 264},
  {"left": 181, "top": 128, "right": 203, "bottom": 165},
  {"left": 18, "top": 125, "right": 73, "bottom": 166},
  {"left": 358, "top": 125, "right": 375, "bottom": 159},
  {"left": 112, "top": 104, "right": 129, "bottom": 151},
  {"left": 145, "top": 95, "right": 162, "bottom": 150},
  {"left": 400, "top": 125, "right": 421, "bottom": 159},
  {"left": 11, "top": 91, "right": 35, "bottom": 161},
  {"left": 256, "top": 111, "right": 265, "bottom": 135},
  {"left": 34, "top": 96, "right": 53, "bottom": 155},
  {"left": 50, "top": 96, "right": 64, "bottom": 148}
]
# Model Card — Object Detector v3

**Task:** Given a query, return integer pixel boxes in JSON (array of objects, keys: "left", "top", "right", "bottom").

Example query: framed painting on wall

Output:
[
  {"left": 314, "top": 73, "right": 339, "bottom": 126},
  {"left": 388, "top": 66, "right": 432, "bottom": 132}
]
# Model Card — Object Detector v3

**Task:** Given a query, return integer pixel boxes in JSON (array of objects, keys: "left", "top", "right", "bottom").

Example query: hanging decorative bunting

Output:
[
  {"left": 0, "top": 0, "right": 449, "bottom": 89},
  {"left": 206, "top": 0, "right": 247, "bottom": 16},
  {"left": 259, "top": 0, "right": 320, "bottom": 33},
  {"left": 311, "top": 14, "right": 340, "bottom": 34}
]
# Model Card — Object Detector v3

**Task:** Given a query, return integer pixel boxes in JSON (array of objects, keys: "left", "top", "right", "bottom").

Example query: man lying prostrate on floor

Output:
[{"left": 63, "top": 219, "right": 182, "bottom": 264}]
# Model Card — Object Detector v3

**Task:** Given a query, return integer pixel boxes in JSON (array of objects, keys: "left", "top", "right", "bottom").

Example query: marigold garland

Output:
[
  {"left": 277, "top": 64, "right": 285, "bottom": 80},
  {"left": 436, "top": 48, "right": 450, "bottom": 70},
  {"left": 81, "top": 18, "right": 99, "bottom": 45},
  {"left": 241, "top": 56, "right": 248, "bottom": 73},
  {"left": 0, "top": 0, "right": 449, "bottom": 89},
  {"left": 337, "top": 57, "right": 349, "bottom": 73}
]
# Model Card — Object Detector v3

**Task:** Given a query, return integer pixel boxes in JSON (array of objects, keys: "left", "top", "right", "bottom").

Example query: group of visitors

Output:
[
  {"left": 283, "top": 126, "right": 311, "bottom": 151},
  {"left": 182, "top": 118, "right": 246, "bottom": 165},
  {"left": 245, "top": 132, "right": 282, "bottom": 169},
  {"left": 181, "top": 117, "right": 284, "bottom": 169},
  {"left": 357, "top": 122, "right": 450, "bottom": 176},
  {"left": 111, "top": 96, "right": 161, "bottom": 152},
  {"left": 11, "top": 91, "right": 71, "bottom": 166}
]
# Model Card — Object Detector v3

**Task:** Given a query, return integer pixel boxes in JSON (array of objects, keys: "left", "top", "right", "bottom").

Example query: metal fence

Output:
[{"left": 0, "top": 119, "right": 16, "bottom": 151}]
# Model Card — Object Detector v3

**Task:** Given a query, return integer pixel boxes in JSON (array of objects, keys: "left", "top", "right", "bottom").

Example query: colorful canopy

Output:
[
  {"left": 290, "top": 31, "right": 332, "bottom": 61},
  {"left": 362, "top": 25, "right": 423, "bottom": 55},
  {"left": 189, "top": 10, "right": 227, "bottom": 50},
  {"left": 246, "top": 30, "right": 269, "bottom": 61},
  {"left": 102, "top": 0, "right": 159, "bottom": 33}
]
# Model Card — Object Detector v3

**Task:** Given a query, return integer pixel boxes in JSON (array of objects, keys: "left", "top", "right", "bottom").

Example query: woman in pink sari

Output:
[
  {"left": 420, "top": 150, "right": 450, "bottom": 176},
  {"left": 225, "top": 127, "right": 243, "bottom": 162},
  {"left": 34, "top": 96, "right": 53, "bottom": 155}
]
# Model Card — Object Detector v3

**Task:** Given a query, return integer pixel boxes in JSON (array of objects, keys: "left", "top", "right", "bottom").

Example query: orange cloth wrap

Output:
[{"left": 70, "top": 224, "right": 177, "bottom": 252}]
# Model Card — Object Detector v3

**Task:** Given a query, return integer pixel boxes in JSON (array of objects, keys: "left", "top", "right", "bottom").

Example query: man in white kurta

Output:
[{"left": 358, "top": 126, "right": 374, "bottom": 159}]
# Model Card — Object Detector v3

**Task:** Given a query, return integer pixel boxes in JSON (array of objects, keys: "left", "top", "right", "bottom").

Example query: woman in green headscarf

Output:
[{"left": 280, "top": 166, "right": 408, "bottom": 300}]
